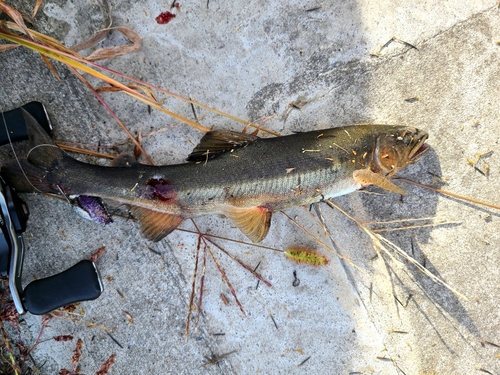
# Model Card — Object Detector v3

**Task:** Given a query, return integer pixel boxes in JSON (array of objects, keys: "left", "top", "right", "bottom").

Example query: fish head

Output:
[{"left": 373, "top": 127, "right": 429, "bottom": 176}]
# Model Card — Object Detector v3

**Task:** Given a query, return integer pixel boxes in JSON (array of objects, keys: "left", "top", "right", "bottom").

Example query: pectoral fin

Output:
[
  {"left": 187, "top": 130, "right": 259, "bottom": 162},
  {"left": 353, "top": 169, "right": 407, "bottom": 195},
  {"left": 222, "top": 205, "right": 272, "bottom": 243},
  {"left": 130, "top": 206, "right": 183, "bottom": 242}
]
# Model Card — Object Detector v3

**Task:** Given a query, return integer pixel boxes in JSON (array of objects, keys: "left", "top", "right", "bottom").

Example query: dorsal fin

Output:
[
  {"left": 222, "top": 205, "right": 272, "bottom": 243},
  {"left": 353, "top": 169, "right": 407, "bottom": 195},
  {"left": 187, "top": 130, "right": 259, "bottom": 162},
  {"left": 129, "top": 206, "right": 183, "bottom": 242}
]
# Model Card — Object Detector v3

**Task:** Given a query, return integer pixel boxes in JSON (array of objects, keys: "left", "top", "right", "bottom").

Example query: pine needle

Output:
[
  {"left": 325, "top": 200, "right": 468, "bottom": 301},
  {"left": 396, "top": 178, "right": 500, "bottom": 211}
]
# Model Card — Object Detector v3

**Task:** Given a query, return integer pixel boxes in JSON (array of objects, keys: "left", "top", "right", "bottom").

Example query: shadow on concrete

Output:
[{"left": 355, "top": 145, "right": 481, "bottom": 345}]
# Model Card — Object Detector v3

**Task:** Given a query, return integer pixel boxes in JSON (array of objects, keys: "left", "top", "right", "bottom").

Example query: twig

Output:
[
  {"left": 185, "top": 235, "right": 201, "bottom": 338},
  {"left": 106, "top": 332, "right": 123, "bottom": 349},
  {"left": 396, "top": 178, "right": 500, "bottom": 211},
  {"left": 69, "top": 67, "right": 156, "bottom": 165},
  {"left": 325, "top": 200, "right": 468, "bottom": 301}
]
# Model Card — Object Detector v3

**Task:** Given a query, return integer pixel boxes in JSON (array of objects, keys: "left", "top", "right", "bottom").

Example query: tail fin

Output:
[
  {"left": 2, "top": 159, "right": 49, "bottom": 192},
  {"left": 1, "top": 109, "right": 71, "bottom": 193}
]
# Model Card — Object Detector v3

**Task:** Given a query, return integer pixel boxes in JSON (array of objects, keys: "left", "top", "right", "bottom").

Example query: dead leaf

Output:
[
  {"left": 0, "top": 2, "right": 32, "bottom": 39},
  {"left": 0, "top": 44, "right": 19, "bottom": 52},
  {"left": 33, "top": 0, "right": 43, "bottom": 18},
  {"left": 96, "top": 84, "right": 158, "bottom": 103},
  {"left": 71, "top": 0, "right": 113, "bottom": 52},
  {"left": 123, "top": 310, "right": 134, "bottom": 323},
  {"left": 133, "top": 131, "right": 142, "bottom": 160},
  {"left": 59, "top": 304, "right": 78, "bottom": 313},
  {"left": 72, "top": 28, "right": 111, "bottom": 52},
  {"left": 3, "top": 21, "right": 79, "bottom": 56},
  {"left": 85, "top": 27, "right": 142, "bottom": 61},
  {"left": 90, "top": 246, "right": 106, "bottom": 262},
  {"left": 53, "top": 335, "right": 74, "bottom": 342},
  {"left": 95, "top": 354, "right": 116, "bottom": 375},
  {"left": 72, "top": 338, "right": 83, "bottom": 367},
  {"left": 39, "top": 53, "right": 61, "bottom": 80}
]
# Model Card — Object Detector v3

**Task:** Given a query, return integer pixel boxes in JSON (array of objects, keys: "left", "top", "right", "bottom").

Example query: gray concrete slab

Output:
[{"left": 1, "top": 1, "right": 499, "bottom": 374}]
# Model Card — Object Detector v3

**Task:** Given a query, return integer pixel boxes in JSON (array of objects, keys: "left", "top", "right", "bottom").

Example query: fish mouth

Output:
[{"left": 408, "top": 131, "right": 430, "bottom": 162}]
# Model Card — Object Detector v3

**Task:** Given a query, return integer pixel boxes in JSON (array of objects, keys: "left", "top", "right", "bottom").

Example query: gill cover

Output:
[{"left": 373, "top": 127, "right": 429, "bottom": 176}]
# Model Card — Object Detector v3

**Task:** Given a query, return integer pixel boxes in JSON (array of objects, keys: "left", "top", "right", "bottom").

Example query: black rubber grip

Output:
[{"left": 22, "top": 260, "right": 102, "bottom": 315}]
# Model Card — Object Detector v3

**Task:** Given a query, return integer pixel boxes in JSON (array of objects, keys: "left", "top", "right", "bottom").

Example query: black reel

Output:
[{"left": 0, "top": 102, "right": 103, "bottom": 315}]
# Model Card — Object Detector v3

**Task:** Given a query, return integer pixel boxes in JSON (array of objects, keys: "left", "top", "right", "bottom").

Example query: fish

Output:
[{"left": 1, "top": 110, "right": 429, "bottom": 243}]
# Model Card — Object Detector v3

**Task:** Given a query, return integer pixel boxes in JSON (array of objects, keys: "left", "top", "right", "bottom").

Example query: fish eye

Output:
[{"left": 398, "top": 132, "right": 414, "bottom": 146}]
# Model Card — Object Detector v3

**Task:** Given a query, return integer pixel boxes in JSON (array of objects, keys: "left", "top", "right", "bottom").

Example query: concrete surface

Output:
[{"left": 1, "top": 0, "right": 499, "bottom": 374}]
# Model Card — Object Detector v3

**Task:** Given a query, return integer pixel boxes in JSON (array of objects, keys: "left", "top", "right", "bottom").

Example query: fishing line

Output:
[
  {"left": 1, "top": 111, "right": 42, "bottom": 193},
  {"left": 26, "top": 142, "right": 60, "bottom": 159}
]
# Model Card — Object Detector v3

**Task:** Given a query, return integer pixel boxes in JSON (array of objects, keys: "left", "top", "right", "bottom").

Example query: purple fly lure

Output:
[{"left": 71, "top": 195, "right": 113, "bottom": 226}]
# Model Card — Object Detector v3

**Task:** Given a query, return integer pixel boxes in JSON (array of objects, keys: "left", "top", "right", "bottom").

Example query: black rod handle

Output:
[{"left": 22, "top": 260, "right": 103, "bottom": 315}]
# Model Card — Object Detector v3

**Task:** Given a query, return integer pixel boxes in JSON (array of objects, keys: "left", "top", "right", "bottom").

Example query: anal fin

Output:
[
  {"left": 222, "top": 205, "right": 272, "bottom": 243},
  {"left": 353, "top": 169, "right": 407, "bottom": 195},
  {"left": 130, "top": 206, "right": 183, "bottom": 242}
]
